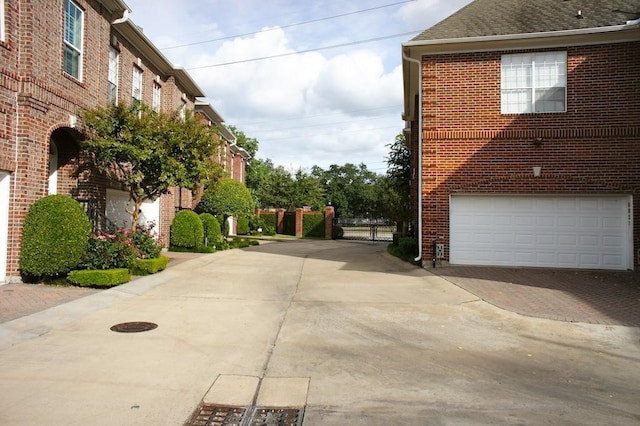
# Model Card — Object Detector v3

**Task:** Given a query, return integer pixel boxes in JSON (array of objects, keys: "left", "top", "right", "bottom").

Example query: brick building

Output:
[
  {"left": 402, "top": 0, "right": 640, "bottom": 270},
  {"left": 0, "top": 0, "right": 244, "bottom": 282}
]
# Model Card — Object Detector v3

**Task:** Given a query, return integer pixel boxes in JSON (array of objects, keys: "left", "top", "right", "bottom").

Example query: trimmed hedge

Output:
[
  {"left": 20, "top": 195, "right": 92, "bottom": 282},
  {"left": 130, "top": 255, "right": 169, "bottom": 275},
  {"left": 171, "top": 210, "right": 204, "bottom": 248},
  {"left": 199, "top": 213, "right": 222, "bottom": 246},
  {"left": 252, "top": 214, "right": 276, "bottom": 235},
  {"left": 237, "top": 217, "right": 249, "bottom": 235},
  {"left": 283, "top": 212, "right": 296, "bottom": 235},
  {"left": 302, "top": 213, "right": 325, "bottom": 238},
  {"left": 67, "top": 268, "right": 130, "bottom": 287}
]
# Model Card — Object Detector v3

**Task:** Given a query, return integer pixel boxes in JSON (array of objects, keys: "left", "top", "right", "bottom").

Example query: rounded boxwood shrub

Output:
[
  {"left": 20, "top": 195, "right": 92, "bottom": 282},
  {"left": 199, "top": 213, "right": 222, "bottom": 247},
  {"left": 237, "top": 217, "right": 249, "bottom": 235},
  {"left": 170, "top": 210, "right": 204, "bottom": 249}
]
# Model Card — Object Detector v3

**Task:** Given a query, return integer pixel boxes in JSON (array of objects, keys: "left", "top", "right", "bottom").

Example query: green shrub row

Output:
[
  {"left": 67, "top": 268, "right": 130, "bottom": 287},
  {"left": 237, "top": 217, "right": 249, "bottom": 235},
  {"left": 387, "top": 236, "right": 419, "bottom": 264},
  {"left": 283, "top": 212, "right": 296, "bottom": 235},
  {"left": 302, "top": 213, "right": 325, "bottom": 238},
  {"left": 130, "top": 255, "right": 169, "bottom": 276},
  {"left": 250, "top": 215, "right": 275, "bottom": 236}
]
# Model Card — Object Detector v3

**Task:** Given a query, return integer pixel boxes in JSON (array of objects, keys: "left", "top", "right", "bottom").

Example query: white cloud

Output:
[
  {"left": 123, "top": 0, "right": 474, "bottom": 171},
  {"left": 309, "top": 52, "right": 402, "bottom": 113}
]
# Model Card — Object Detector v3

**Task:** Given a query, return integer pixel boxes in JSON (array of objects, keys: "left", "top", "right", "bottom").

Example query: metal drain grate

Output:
[
  {"left": 110, "top": 322, "right": 158, "bottom": 333},
  {"left": 247, "top": 407, "right": 304, "bottom": 426},
  {"left": 189, "top": 405, "right": 247, "bottom": 426},
  {"left": 187, "top": 405, "right": 304, "bottom": 426}
]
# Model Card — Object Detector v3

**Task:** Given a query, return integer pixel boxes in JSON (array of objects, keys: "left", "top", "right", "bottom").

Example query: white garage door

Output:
[
  {"left": 450, "top": 195, "right": 632, "bottom": 270},
  {"left": 106, "top": 189, "right": 160, "bottom": 230}
]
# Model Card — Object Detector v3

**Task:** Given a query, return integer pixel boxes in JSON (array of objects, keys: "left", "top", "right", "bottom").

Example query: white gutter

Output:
[
  {"left": 402, "top": 50, "right": 423, "bottom": 264},
  {"left": 402, "top": 23, "right": 636, "bottom": 48},
  {"left": 627, "top": 18, "right": 640, "bottom": 27}
]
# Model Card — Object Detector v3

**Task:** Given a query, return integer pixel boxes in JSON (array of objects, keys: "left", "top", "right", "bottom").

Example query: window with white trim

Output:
[
  {"left": 152, "top": 81, "right": 161, "bottom": 112},
  {"left": 1, "top": 0, "right": 6, "bottom": 43},
  {"left": 108, "top": 46, "right": 119, "bottom": 104},
  {"left": 63, "top": 0, "right": 83, "bottom": 79},
  {"left": 132, "top": 65, "right": 143, "bottom": 103},
  {"left": 501, "top": 51, "right": 567, "bottom": 114}
]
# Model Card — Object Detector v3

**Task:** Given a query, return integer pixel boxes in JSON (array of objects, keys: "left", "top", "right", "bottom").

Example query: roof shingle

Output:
[{"left": 411, "top": 0, "right": 640, "bottom": 42}]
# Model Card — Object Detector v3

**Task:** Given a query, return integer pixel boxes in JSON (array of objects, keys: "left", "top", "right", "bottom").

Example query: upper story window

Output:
[
  {"left": 132, "top": 65, "right": 143, "bottom": 103},
  {"left": 63, "top": 0, "right": 84, "bottom": 80},
  {"left": 108, "top": 46, "right": 119, "bottom": 104},
  {"left": 501, "top": 51, "right": 567, "bottom": 114},
  {"left": 152, "top": 81, "right": 161, "bottom": 112}
]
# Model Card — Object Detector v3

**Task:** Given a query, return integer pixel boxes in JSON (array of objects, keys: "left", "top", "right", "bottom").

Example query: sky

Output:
[{"left": 124, "top": 0, "right": 474, "bottom": 174}]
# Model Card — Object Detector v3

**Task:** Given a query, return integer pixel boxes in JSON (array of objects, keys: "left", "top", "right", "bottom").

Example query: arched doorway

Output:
[
  {"left": 48, "top": 127, "right": 81, "bottom": 196},
  {"left": 48, "top": 141, "right": 58, "bottom": 194}
]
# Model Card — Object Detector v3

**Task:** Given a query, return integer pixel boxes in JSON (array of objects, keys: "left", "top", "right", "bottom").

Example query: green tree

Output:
[
  {"left": 383, "top": 133, "right": 412, "bottom": 228},
  {"left": 312, "top": 163, "right": 380, "bottom": 217},
  {"left": 228, "top": 125, "right": 258, "bottom": 160},
  {"left": 81, "top": 103, "right": 224, "bottom": 230},
  {"left": 196, "top": 179, "right": 255, "bottom": 236},
  {"left": 289, "top": 169, "right": 325, "bottom": 211}
]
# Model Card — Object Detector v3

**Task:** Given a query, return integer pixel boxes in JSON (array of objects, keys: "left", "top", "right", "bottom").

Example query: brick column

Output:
[
  {"left": 295, "top": 208, "right": 303, "bottom": 237},
  {"left": 324, "top": 206, "right": 334, "bottom": 239},
  {"left": 276, "top": 209, "right": 286, "bottom": 234}
]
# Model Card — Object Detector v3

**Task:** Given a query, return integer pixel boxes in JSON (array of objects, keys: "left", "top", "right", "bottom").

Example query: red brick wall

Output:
[{"left": 418, "top": 41, "right": 640, "bottom": 266}]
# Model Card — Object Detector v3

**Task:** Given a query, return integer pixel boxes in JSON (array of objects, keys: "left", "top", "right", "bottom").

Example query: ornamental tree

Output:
[
  {"left": 81, "top": 102, "right": 224, "bottom": 229},
  {"left": 196, "top": 178, "right": 255, "bottom": 236}
]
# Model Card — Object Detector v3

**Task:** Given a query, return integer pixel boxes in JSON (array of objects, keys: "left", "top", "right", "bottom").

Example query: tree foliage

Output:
[
  {"left": 245, "top": 159, "right": 324, "bottom": 211},
  {"left": 382, "top": 133, "right": 412, "bottom": 225},
  {"left": 196, "top": 178, "right": 255, "bottom": 220},
  {"left": 311, "top": 163, "right": 380, "bottom": 218},
  {"left": 81, "top": 102, "right": 224, "bottom": 229}
]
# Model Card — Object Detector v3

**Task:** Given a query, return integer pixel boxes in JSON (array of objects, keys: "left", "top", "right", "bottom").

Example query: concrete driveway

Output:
[{"left": 0, "top": 240, "right": 638, "bottom": 425}]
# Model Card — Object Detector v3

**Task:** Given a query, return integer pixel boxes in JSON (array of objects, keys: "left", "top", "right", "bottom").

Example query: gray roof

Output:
[{"left": 411, "top": 0, "right": 640, "bottom": 42}]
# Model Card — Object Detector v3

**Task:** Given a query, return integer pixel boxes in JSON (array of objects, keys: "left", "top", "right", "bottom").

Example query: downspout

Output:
[
  {"left": 112, "top": 8, "right": 129, "bottom": 24},
  {"left": 402, "top": 50, "right": 423, "bottom": 264}
]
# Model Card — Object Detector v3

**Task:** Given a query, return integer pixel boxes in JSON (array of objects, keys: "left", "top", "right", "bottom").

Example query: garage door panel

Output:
[
  {"left": 450, "top": 195, "right": 631, "bottom": 270},
  {"left": 514, "top": 216, "right": 534, "bottom": 226}
]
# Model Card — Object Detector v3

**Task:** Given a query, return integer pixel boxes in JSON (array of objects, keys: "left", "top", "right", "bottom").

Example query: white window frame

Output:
[
  {"left": 1, "top": 0, "right": 6, "bottom": 43},
  {"left": 501, "top": 51, "right": 567, "bottom": 114},
  {"left": 152, "top": 81, "right": 161, "bottom": 112},
  {"left": 132, "top": 65, "right": 143, "bottom": 103},
  {"left": 63, "top": 0, "right": 84, "bottom": 80},
  {"left": 108, "top": 46, "right": 119, "bottom": 104}
]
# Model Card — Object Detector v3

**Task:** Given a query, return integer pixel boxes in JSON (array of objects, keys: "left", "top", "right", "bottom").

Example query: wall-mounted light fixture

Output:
[
  {"left": 532, "top": 137, "right": 543, "bottom": 147},
  {"left": 533, "top": 166, "right": 542, "bottom": 177}
]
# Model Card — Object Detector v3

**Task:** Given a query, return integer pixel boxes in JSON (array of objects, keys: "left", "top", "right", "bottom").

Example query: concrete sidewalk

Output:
[{"left": 0, "top": 240, "right": 638, "bottom": 425}]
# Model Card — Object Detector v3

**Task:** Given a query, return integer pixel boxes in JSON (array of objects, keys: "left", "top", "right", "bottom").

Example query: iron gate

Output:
[{"left": 333, "top": 218, "right": 396, "bottom": 241}]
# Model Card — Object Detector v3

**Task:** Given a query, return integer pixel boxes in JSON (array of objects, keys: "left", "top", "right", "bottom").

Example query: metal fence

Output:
[{"left": 333, "top": 218, "right": 395, "bottom": 242}]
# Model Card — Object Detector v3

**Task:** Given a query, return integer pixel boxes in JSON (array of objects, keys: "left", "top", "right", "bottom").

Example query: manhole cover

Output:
[{"left": 110, "top": 322, "right": 158, "bottom": 333}]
